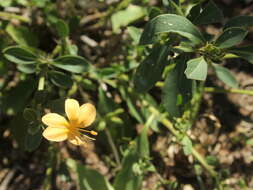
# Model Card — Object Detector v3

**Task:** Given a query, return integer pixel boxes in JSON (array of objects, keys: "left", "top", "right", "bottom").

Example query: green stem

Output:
[
  {"left": 105, "top": 128, "right": 121, "bottom": 167},
  {"left": 205, "top": 87, "right": 253, "bottom": 96},
  {"left": 38, "top": 76, "right": 45, "bottom": 90},
  {"left": 0, "top": 11, "right": 30, "bottom": 22},
  {"left": 148, "top": 106, "right": 217, "bottom": 177}
]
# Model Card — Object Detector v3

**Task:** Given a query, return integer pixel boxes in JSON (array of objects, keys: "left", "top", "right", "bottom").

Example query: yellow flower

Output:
[{"left": 42, "top": 99, "right": 97, "bottom": 146}]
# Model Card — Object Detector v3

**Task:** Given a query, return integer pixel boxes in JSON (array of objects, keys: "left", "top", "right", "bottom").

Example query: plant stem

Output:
[
  {"left": 0, "top": 11, "right": 30, "bottom": 22},
  {"left": 205, "top": 87, "right": 253, "bottom": 96},
  {"left": 38, "top": 76, "right": 45, "bottom": 90},
  {"left": 105, "top": 128, "right": 121, "bottom": 167},
  {"left": 148, "top": 106, "right": 217, "bottom": 177}
]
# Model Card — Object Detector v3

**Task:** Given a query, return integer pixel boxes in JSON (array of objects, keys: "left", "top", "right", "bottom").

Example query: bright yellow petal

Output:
[
  {"left": 65, "top": 99, "right": 80, "bottom": 122},
  {"left": 68, "top": 133, "right": 86, "bottom": 146},
  {"left": 42, "top": 126, "right": 69, "bottom": 142},
  {"left": 42, "top": 113, "right": 69, "bottom": 127},
  {"left": 78, "top": 103, "right": 96, "bottom": 127}
]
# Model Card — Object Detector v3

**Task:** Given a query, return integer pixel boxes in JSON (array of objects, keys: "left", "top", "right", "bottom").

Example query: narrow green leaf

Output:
[
  {"left": 187, "top": 4, "right": 201, "bottom": 22},
  {"left": 215, "top": 27, "right": 248, "bottom": 49},
  {"left": 140, "top": 14, "right": 204, "bottom": 45},
  {"left": 49, "top": 71, "right": 73, "bottom": 88},
  {"left": 6, "top": 24, "right": 39, "bottom": 47},
  {"left": 193, "top": 0, "right": 223, "bottom": 25},
  {"left": 134, "top": 45, "right": 170, "bottom": 93},
  {"left": 53, "top": 55, "right": 90, "bottom": 73},
  {"left": 17, "top": 64, "right": 36, "bottom": 74},
  {"left": 224, "top": 16, "right": 253, "bottom": 29},
  {"left": 228, "top": 45, "right": 253, "bottom": 64},
  {"left": 162, "top": 58, "right": 193, "bottom": 118},
  {"left": 213, "top": 64, "right": 238, "bottom": 88},
  {"left": 3, "top": 46, "right": 38, "bottom": 65},
  {"left": 111, "top": 5, "right": 147, "bottom": 33},
  {"left": 185, "top": 56, "right": 208, "bottom": 81}
]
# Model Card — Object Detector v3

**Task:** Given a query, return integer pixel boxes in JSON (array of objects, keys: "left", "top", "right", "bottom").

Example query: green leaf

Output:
[
  {"left": 127, "top": 26, "right": 141, "bottom": 44},
  {"left": 2, "top": 79, "right": 36, "bottom": 114},
  {"left": 213, "top": 64, "right": 238, "bottom": 88},
  {"left": 3, "top": 46, "right": 38, "bottom": 65},
  {"left": 53, "top": 55, "right": 90, "bottom": 73},
  {"left": 111, "top": 5, "right": 147, "bottom": 33},
  {"left": 54, "top": 19, "right": 69, "bottom": 38},
  {"left": 162, "top": 58, "right": 193, "bottom": 118},
  {"left": 134, "top": 45, "right": 170, "bottom": 93},
  {"left": 215, "top": 27, "right": 248, "bottom": 49},
  {"left": 193, "top": 0, "right": 223, "bottom": 25},
  {"left": 49, "top": 71, "right": 73, "bottom": 88},
  {"left": 113, "top": 150, "right": 142, "bottom": 190},
  {"left": 23, "top": 108, "right": 37, "bottom": 121},
  {"left": 139, "top": 14, "right": 204, "bottom": 45},
  {"left": 25, "top": 129, "right": 42, "bottom": 152},
  {"left": 185, "top": 56, "right": 208, "bottom": 81},
  {"left": 67, "top": 159, "right": 114, "bottom": 190},
  {"left": 17, "top": 64, "right": 36, "bottom": 74},
  {"left": 28, "top": 123, "right": 42, "bottom": 135},
  {"left": 6, "top": 24, "right": 39, "bottom": 47},
  {"left": 181, "top": 136, "right": 192, "bottom": 155},
  {"left": 187, "top": 4, "right": 201, "bottom": 22},
  {"left": 9, "top": 114, "right": 27, "bottom": 150},
  {"left": 224, "top": 16, "right": 253, "bottom": 29},
  {"left": 228, "top": 45, "right": 253, "bottom": 64}
]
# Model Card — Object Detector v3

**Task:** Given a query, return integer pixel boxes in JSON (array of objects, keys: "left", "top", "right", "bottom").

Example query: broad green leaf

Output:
[
  {"left": 3, "top": 46, "right": 38, "bottom": 65},
  {"left": 9, "top": 114, "right": 27, "bottom": 150},
  {"left": 162, "top": 58, "right": 193, "bottom": 118},
  {"left": 213, "top": 64, "right": 238, "bottom": 88},
  {"left": 134, "top": 45, "right": 170, "bottom": 93},
  {"left": 49, "top": 71, "right": 73, "bottom": 88},
  {"left": 54, "top": 19, "right": 69, "bottom": 38},
  {"left": 228, "top": 45, "right": 253, "bottom": 64},
  {"left": 23, "top": 108, "right": 37, "bottom": 121},
  {"left": 113, "top": 149, "right": 142, "bottom": 190},
  {"left": 187, "top": 4, "right": 201, "bottom": 22},
  {"left": 139, "top": 14, "right": 204, "bottom": 45},
  {"left": 6, "top": 24, "right": 38, "bottom": 47},
  {"left": 53, "top": 55, "right": 90, "bottom": 73},
  {"left": 127, "top": 26, "right": 141, "bottom": 44},
  {"left": 224, "top": 16, "right": 253, "bottom": 29},
  {"left": 215, "top": 28, "right": 248, "bottom": 49},
  {"left": 17, "top": 64, "right": 36, "bottom": 74},
  {"left": 111, "top": 5, "right": 147, "bottom": 33},
  {"left": 25, "top": 129, "right": 42, "bottom": 152},
  {"left": 193, "top": 0, "right": 223, "bottom": 25},
  {"left": 2, "top": 79, "right": 36, "bottom": 114},
  {"left": 185, "top": 56, "right": 208, "bottom": 81},
  {"left": 28, "top": 123, "right": 42, "bottom": 135},
  {"left": 67, "top": 159, "right": 114, "bottom": 190},
  {"left": 181, "top": 136, "right": 192, "bottom": 155}
]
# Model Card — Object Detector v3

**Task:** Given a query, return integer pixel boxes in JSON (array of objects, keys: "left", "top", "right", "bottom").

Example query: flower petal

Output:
[
  {"left": 42, "top": 126, "right": 69, "bottom": 142},
  {"left": 78, "top": 103, "right": 96, "bottom": 127},
  {"left": 42, "top": 113, "right": 69, "bottom": 127},
  {"left": 65, "top": 99, "right": 80, "bottom": 122},
  {"left": 68, "top": 133, "right": 86, "bottom": 146}
]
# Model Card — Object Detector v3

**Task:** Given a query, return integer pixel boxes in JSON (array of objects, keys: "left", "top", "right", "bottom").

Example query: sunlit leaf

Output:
[
  {"left": 140, "top": 14, "right": 204, "bottom": 45},
  {"left": 215, "top": 28, "right": 248, "bottom": 49},
  {"left": 185, "top": 56, "right": 208, "bottom": 81}
]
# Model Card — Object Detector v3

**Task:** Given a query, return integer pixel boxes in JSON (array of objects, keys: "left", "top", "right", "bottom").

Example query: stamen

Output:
[{"left": 77, "top": 128, "right": 98, "bottom": 136}]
